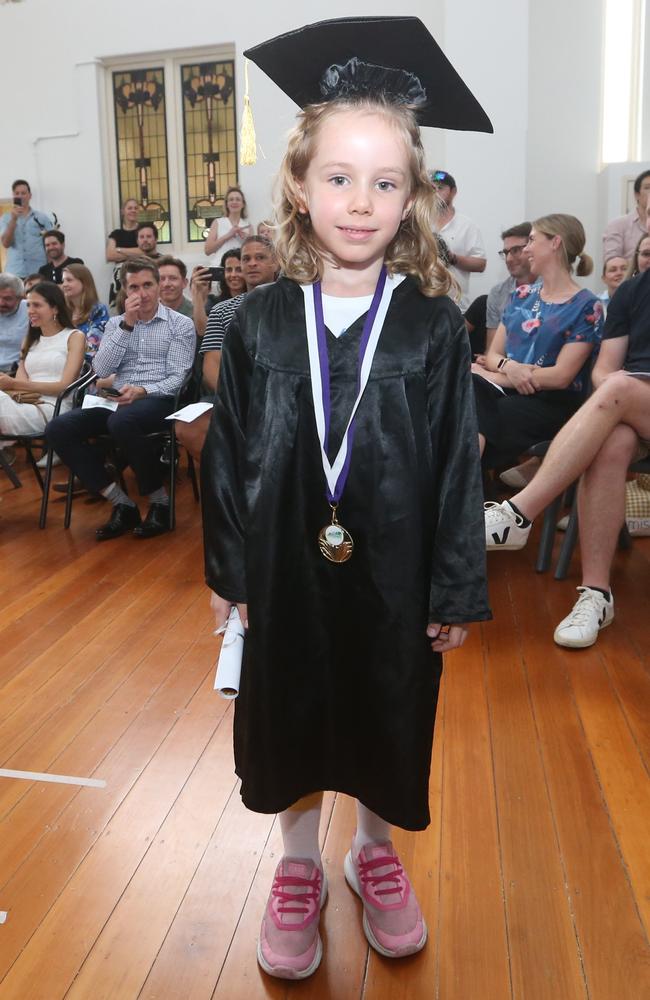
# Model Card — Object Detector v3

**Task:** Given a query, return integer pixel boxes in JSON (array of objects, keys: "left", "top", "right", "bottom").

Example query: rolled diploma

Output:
[{"left": 214, "top": 606, "right": 245, "bottom": 699}]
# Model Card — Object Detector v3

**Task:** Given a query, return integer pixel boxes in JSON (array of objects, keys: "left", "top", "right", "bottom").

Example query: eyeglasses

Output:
[{"left": 498, "top": 245, "right": 528, "bottom": 259}]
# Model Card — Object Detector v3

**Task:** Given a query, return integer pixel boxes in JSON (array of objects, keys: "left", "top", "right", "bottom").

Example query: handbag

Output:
[
  {"left": 7, "top": 389, "right": 44, "bottom": 405},
  {"left": 625, "top": 474, "right": 650, "bottom": 536}
]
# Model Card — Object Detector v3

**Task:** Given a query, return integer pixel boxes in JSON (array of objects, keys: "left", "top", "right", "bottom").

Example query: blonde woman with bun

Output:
[{"left": 472, "top": 213, "right": 603, "bottom": 472}]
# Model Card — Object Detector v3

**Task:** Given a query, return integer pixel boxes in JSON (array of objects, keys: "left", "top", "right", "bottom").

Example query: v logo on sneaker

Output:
[{"left": 491, "top": 527, "right": 510, "bottom": 545}]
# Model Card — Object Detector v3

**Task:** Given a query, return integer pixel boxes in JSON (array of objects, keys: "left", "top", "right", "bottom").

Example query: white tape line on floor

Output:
[{"left": 0, "top": 768, "right": 106, "bottom": 788}]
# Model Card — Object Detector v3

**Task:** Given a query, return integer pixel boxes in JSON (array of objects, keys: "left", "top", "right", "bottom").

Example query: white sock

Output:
[
  {"left": 101, "top": 482, "right": 136, "bottom": 507},
  {"left": 279, "top": 792, "right": 323, "bottom": 866},
  {"left": 353, "top": 801, "right": 391, "bottom": 857}
]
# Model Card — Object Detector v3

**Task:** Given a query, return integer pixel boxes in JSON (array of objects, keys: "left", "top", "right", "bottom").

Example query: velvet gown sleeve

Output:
[
  {"left": 201, "top": 302, "right": 252, "bottom": 603},
  {"left": 426, "top": 306, "right": 491, "bottom": 625}
]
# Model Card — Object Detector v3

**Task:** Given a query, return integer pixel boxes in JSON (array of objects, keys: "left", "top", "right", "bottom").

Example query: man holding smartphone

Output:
[
  {"left": 0, "top": 179, "right": 54, "bottom": 278},
  {"left": 46, "top": 258, "right": 196, "bottom": 540}
]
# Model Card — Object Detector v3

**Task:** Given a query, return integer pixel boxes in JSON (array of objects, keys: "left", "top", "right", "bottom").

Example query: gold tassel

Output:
[{"left": 240, "top": 59, "right": 257, "bottom": 166}]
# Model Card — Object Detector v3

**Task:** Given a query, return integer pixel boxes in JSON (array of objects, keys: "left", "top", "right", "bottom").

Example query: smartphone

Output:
[
  {"left": 208, "top": 266, "right": 225, "bottom": 283},
  {"left": 13, "top": 197, "right": 22, "bottom": 206},
  {"left": 101, "top": 386, "right": 123, "bottom": 398}
]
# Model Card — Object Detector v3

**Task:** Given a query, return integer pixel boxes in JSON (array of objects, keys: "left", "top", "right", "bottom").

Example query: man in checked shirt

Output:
[{"left": 47, "top": 258, "right": 195, "bottom": 540}]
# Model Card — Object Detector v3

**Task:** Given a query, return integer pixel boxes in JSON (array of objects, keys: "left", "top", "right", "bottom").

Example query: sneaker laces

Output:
[
  {"left": 564, "top": 588, "right": 604, "bottom": 627},
  {"left": 484, "top": 501, "right": 523, "bottom": 527},
  {"left": 272, "top": 869, "right": 321, "bottom": 918},
  {"left": 358, "top": 853, "right": 406, "bottom": 902}
]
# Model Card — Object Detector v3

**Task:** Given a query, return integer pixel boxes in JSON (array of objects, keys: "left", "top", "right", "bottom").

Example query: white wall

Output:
[{"left": 0, "top": 0, "right": 607, "bottom": 301}]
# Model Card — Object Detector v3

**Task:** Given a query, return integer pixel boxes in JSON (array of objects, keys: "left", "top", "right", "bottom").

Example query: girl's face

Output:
[
  {"left": 224, "top": 254, "right": 245, "bottom": 294},
  {"left": 637, "top": 236, "right": 650, "bottom": 274},
  {"left": 226, "top": 190, "right": 244, "bottom": 215},
  {"left": 27, "top": 291, "right": 57, "bottom": 327},
  {"left": 524, "top": 227, "right": 558, "bottom": 277},
  {"left": 297, "top": 110, "right": 413, "bottom": 275},
  {"left": 62, "top": 270, "right": 83, "bottom": 301}
]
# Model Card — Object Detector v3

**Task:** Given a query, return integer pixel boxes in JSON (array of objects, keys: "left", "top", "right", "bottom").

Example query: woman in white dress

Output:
[
  {"left": 0, "top": 281, "right": 86, "bottom": 435},
  {"left": 204, "top": 186, "right": 253, "bottom": 261}
]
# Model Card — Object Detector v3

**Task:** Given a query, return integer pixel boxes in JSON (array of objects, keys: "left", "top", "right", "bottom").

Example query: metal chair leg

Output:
[
  {"left": 38, "top": 449, "right": 56, "bottom": 528},
  {"left": 0, "top": 448, "right": 22, "bottom": 489},
  {"left": 535, "top": 494, "right": 564, "bottom": 573}
]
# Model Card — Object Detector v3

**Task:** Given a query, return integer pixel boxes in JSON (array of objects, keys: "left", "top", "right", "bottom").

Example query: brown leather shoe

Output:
[
  {"left": 96, "top": 503, "right": 141, "bottom": 541},
  {"left": 132, "top": 502, "right": 170, "bottom": 539}
]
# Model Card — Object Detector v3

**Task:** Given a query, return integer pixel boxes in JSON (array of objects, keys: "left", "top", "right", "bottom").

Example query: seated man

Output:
[
  {"left": 484, "top": 264, "right": 650, "bottom": 648},
  {"left": 157, "top": 255, "right": 193, "bottom": 319},
  {"left": 38, "top": 230, "right": 83, "bottom": 284},
  {"left": 0, "top": 273, "right": 28, "bottom": 373},
  {"left": 136, "top": 222, "right": 161, "bottom": 260},
  {"left": 175, "top": 235, "right": 278, "bottom": 462},
  {"left": 46, "top": 258, "right": 195, "bottom": 540}
]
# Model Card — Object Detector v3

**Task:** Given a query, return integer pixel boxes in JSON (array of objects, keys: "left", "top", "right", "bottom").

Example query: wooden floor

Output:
[{"left": 1, "top": 455, "right": 649, "bottom": 1000}]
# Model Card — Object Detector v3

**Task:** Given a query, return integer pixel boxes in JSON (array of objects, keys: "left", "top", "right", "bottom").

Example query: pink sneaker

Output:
[
  {"left": 257, "top": 857, "right": 328, "bottom": 979},
  {"left": 344, "top": 841, "right": 427, "bottom": 958}
]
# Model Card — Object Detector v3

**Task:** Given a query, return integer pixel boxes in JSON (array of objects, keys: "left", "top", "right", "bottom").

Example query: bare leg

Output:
[
  {"left": 478, "top": 432, "right": 486, "bottom": 457},
  {"left": 510, "top": 375, "right": 650, "bottom": 521},
  {"left": 578, "top": 424, "right": 638, "bottom": 590}
]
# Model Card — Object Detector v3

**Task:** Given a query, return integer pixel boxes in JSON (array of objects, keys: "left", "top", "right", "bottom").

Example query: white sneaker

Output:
[
  {"left": 36, "top": 452, "right": 61, "bottom": 468},
  {"left": 553, "top": 587, "right": 614, "bottom": 648},
  {"left": 484, "top": 501, "right": 532, "bottom": 550}
]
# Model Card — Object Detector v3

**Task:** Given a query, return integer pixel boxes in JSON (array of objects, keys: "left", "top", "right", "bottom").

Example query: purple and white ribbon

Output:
[{"left": 302, "top": 267, "right": 396, "bottom": 504}]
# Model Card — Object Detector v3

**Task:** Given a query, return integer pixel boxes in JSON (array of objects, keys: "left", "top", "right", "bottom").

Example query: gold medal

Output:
[{"left": 318, "top": 504, "right": 354, "bottom": 563}]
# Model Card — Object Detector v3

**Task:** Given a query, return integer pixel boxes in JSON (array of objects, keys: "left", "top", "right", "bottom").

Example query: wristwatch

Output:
[
  {"left": 497, "top": 357, "right": 510, "bottom": 371},
  {"left": 119, "top": 320, "right": 134, "bottom": 332}
]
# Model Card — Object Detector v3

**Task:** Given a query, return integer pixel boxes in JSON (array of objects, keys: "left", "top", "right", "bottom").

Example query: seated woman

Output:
[
  {"left": 471, "top": 213, "right": 602, "bottom": 473},
  {"left": 62, "top": 264, "right": 109, "bottom": 361},
  {"left": 0, "top": 282, "right": 86, "bottom": 436},
  {"left": 625, "top": 232, "right": 650, "bottom": 280}
]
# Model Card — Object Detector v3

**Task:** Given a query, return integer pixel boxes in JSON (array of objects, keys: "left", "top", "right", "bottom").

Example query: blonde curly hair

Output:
[{"left": 273, "top": 96, "right": 454, "bottom": 298}]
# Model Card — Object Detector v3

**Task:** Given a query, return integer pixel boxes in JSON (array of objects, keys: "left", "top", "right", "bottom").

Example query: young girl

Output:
[{"left": 202, "top": 16, "right": 492, "bottom": 981}]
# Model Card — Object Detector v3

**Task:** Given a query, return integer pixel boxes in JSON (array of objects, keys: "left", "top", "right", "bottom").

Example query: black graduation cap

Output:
[{"left": 243, "top": 16, "right": 493, "bottom": 133}]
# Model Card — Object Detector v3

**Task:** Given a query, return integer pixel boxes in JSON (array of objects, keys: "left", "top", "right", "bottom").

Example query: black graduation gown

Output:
[{"left": 202, "top": 275, "right": 491, "bottom": 830}]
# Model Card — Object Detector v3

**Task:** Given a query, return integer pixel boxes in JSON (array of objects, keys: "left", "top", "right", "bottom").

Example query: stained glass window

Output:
[
  {"left": 181, "top": 61, "right": 238, "bottom": 242},
  {"left": 112, "top": 68, "right": 172, "bottom": 243}
]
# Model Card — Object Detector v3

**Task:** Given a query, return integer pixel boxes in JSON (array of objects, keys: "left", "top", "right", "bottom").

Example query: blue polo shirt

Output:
[
  {"left": 0, "top": 209, "right": 54, "bottom": 276},
  {"left": 0, "top": 300, "right": 28, "bottom": 370}
]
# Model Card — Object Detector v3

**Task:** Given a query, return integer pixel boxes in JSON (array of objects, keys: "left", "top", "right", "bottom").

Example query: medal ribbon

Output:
[{"left": 302, "top": 266, "right": 395, "bottom": 504}]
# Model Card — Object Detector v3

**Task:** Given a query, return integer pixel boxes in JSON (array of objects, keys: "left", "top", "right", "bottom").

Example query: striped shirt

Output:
[
  {"left": 200, "top": 293, "right": 246, "bottom": 354},
  {"left": 94, "top": 303, "right": 195, "bottom": 396}
]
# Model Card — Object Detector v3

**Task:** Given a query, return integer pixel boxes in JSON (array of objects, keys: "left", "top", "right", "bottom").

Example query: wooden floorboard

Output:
[{"left": 0, "top": 455, "right": 649, "bottom": 999}]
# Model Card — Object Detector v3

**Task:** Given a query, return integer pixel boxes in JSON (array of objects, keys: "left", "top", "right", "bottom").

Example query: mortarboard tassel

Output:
[{"left": 240, "top": 59, "right": 257, "bottom": 166}]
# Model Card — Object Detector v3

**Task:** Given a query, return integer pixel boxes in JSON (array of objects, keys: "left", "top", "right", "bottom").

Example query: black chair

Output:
[
  {"left": 0, "top": 361, "right": 93, "bottom": 500},
  {"left": 60, "top": 369, "right": 199, "bottom": 531}
]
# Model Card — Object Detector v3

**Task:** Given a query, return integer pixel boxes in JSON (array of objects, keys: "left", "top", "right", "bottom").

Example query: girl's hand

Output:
[
  {"left": 505, "top": 361, "right": 537, "bottom": 395},
  {"left": 426, "top": 623, "right": 469, "bottom": 653},
  {"left": 0, "top": 373, "right": 14, "bottom": 391},
  {"left": 210, "top": 591, "right": 248, "bottom": 630}
]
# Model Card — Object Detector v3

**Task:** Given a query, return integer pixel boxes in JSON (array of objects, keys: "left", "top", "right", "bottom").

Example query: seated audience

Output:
[
  {"left": 23, "top": 274, "right": 42, "bottom": 294},
  {"left": 0, "top": 281, "right": 85, "bottom": 434},
  {"left": 38, "top": 230, "right": 83, "bottom": 284},
  {"left": 204, "top": 186, "right": 253, "bottom": 261},
  {"left": 598, "top": 256, "right": 627, "bottom": 313},
  {"left": 137, "top": 222, "right": 161, "bottom": 260},
  {"left": 46, "top": 259, "right": 195, "bottom": 541},
  {"left": 106, "top": 198, "right": 142, "bottom": 309},
  {"left": 624, "top": 232, "right": 650, "bottom": 279},
  {"left": 157, "top": 256, "right": 193, "bottom": 319},
  {"left": 189, "top": 250, "right": 245, "bottom": 340},
  {"left": 464, "top": 294, "right": 487, "bottom": 358},
  {"left": 484, "top": 263, "right": 650, "bottom": 649},
  {"left": 0, "top": 179, "right": 54, "bottom": 278},
  {"left": 602, "top": 168, "right": 650, "bottom": 260},
  {"left": 175, "top": 236, "right": 278, "bottom": 462},
  {"left": 471, "top": 214, "right": 602, "bottom": 474},
  {"left": 62, "top": 264, "right": 109, "bottom": 361},
  {"left": 0, "top": 273, "right": 28, "bottom": 373},
  {"left": 484, "top": 222, "right": 533, "bottom": 355}
]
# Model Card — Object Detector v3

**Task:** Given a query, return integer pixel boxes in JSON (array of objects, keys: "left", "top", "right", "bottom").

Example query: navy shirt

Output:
[{"left": 603, "top": 269, "right": 650, "bottom": 373}]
